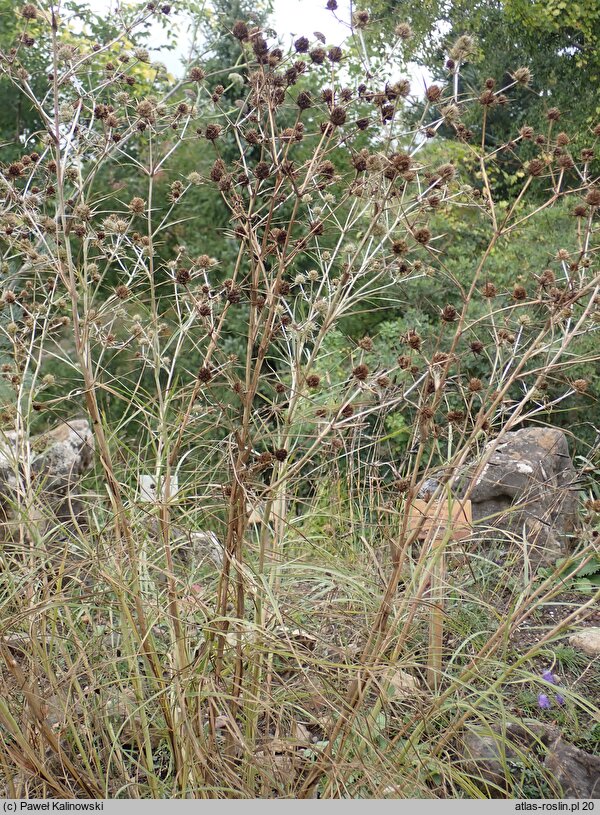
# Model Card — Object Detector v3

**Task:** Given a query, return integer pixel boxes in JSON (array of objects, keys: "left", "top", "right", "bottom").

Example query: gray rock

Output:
[
  {"left": 460, "top": 720, "right": 559, "bottom": 795},
  {"left": 456, "top": 427, "right": 579, "bottom": 564},
  {"left": 545, "top": 737, "right": 600, "bottom": 798},
  {"left": 177, "top": 529, "right": 224, "bottom": 569},
  {"left": 0, "top": 420, "right": 94, "bottom": 545},
  {"left": 417, "top": 478, "right": 440, "bottom": 499},
  {"left": 147, "top": 518, "right": 224, "bottom": 570},
  {"left": 568, "top": 627, "right": 600, "bottom": 658}
]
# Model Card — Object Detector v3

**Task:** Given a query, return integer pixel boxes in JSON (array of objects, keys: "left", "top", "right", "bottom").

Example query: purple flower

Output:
[
  {"left": 542, "top": 669, "right": 556, "bottom": 684},
  {"left": 555, "top": 693, "right": 565, "bottom": 705},
  {"left": 538, "top": 693, "right": 551, "bottom": 710}
]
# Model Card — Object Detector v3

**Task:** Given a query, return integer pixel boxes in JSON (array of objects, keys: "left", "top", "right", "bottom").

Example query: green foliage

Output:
[{"left": 539, "top": 553, "right": 600, "bottom": 595}]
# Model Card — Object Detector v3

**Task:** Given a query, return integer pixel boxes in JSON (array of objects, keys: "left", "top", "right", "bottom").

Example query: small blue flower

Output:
[
  {"left": 538, "top": 693, "right": 551, "bottom": 710},
  {"left": 542, "top": 669, "right": 556, "bottom": 684},
  {"left": 555, "top": 693, "right": 565, "bottom": 706}
]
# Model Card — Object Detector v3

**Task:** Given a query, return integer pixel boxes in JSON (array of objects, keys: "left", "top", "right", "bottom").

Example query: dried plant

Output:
[{"left": 0, "top": 1, "right": 598, "bottom": 799}]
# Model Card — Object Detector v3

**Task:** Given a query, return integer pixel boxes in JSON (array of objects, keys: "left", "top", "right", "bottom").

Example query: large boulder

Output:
[
  {"left": 0, "top": 419, "right": 94, "bottom": 543},
  {"left": 457, "top": 427, "right": 579, "bottom": 564},
  {"left": 460, "top": 721, "right": 600, "bottom": 798},
  {"left": 544, "top": 737, "right": 600, "bottom": 798}
]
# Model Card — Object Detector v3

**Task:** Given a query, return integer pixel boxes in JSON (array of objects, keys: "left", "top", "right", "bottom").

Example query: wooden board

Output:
[{"left": 407, "top": 498, "right": 472, "bottom": 542}]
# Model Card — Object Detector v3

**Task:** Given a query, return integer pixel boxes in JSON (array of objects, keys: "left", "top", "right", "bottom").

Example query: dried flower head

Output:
[
  {"left": 128, "top": 197, "right": 145, "bottom": 214},
  {"left": 136, "top": 100, "right": 155, "bottom": 121},
  {"left": 21, "top": 3, "right": 37, "bottom": 18},
  {"left": 585, "top": 188, "right": 600, "bottom": 207},
  {"left": 188, "top": 66, "right": 205, "bottom": 82},
  {"left": 527, "top": 158, "right": 545, "bottom": 177},
  {"left": 404, "top": 331, "right": 421, "bottom": 350},
  {"left": 232, "top": 20, "right": 249, "bottom": 41},
  {"left": 512, "top": 67, "right": 531, "bottom": 85},
  {"left": 198, "top": 365, "right": 213, "bottom": 383},
  {"left": 254, "top": 161, "right": 270, "bottom": 180},
  {"left": 353, "top": 10, "right": 369, "bottom": 28},
  {"left": 479, "top": 89, "right": 496, "bottom": 107},
  {"left": 414, "top": 227, "right": 431, "bottom": 245},
  {"left": 353, "top": 363, "right": 369, "bottom": 381},
  {"left": 330, "top": 106, "right": 347, "bottom": 126},
  {"left": 395, "top": 23, "right": 413, "bottom": 40},
  {"left": 297, "top": 91, "right": 312, "bottom": 110},
  {"left": 425, "top": 85, "right": 442, "bottom": 103},
  {"left": 441, "top": 304, "right": 457, "bottom": 322},
  {"left": 572, "top": 379, "right": 588, "bottom": 394},
  {"left": 205, "top": 123, "right": 222, "bottom": 141},
  {"left": 449, "top": 35, "right": 475, "bottom": 62}
]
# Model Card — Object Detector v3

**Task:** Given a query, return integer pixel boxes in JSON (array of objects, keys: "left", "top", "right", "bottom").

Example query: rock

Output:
[
  {"left": 147, "top": 519, "right": 224, "bottom": 569},
  {"left": 460, "top": 720, "right": 560, "bottom": 795},
  {"left": 568, "top": 627, "right": 600, "bottom": 657},
  {"left": 460, "top": 721, "right": 600, "bottom": 797},
  {"left": 545, "top": 737, "right": 600, "bottom": 798},
  {"left": 184, "top": 530, "right": 224, "bottom": 569},
  {"left": 461, "top": 728, "right": 520, "bottom": 792},
  {"left": 418, "top": 477, "right": 440, "bottom": 499},
  {"left": 457, "top": 427, "right": 579, "bottom": 564},
  {"left": 0, "top": 420, "right": 94, "bottom": 548}
]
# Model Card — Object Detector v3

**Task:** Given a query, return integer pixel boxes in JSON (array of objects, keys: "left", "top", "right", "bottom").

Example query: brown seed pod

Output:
[
  {"left": 297, "top": 91, "right": 312, "bottom": 110},
  {"left": 526, "top": 158, "right": 545, "bottom": 177},
  {"left": 406, "top": 331, "right": 421, "bottom": 350},
  {"left": 330, "top": 106, "right": 347, "bottom": 126},
  {"left": 254, "top": 161, "right": 270, "bottom": 180},
  {"left": 414, "top": 227, "right": 431, "bottom": 245},
  {"left": 441, "top": 304, "right": 457, "bottom": 322},
  {"left": 572, "top": 379, "right": 588, "bottom": 394},
  {"left": 585, "top": 188, "right": 600, "bottom": 207},
  {"left": 205, "top": 123, "right": 222, "bottom": 141},
  {"left": 425, "top": 85, "right": 442, "bottom": 103},
  {"left": 232, "top": 20, "right": 249, "bottom": 41},
  {"left": 188, "top": 66, "right": 205, "bottom": 82}
]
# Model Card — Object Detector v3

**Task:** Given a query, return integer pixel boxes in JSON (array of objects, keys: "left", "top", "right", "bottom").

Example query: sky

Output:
[
  {"left": 84, "top": 0, "right": 431, "bottom": 90},
  {"left": 84, "top": 0, "right": 350, "bottom": 74}
]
